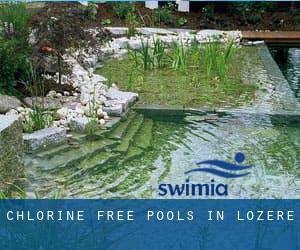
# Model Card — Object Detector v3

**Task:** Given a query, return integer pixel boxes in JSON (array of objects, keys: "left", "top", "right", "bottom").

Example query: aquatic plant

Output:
[
  {"left": 127, "top": 67, "right": 135, "bottom": 91},
  {"left": 203, "top": 38, "right": 235, "bottom": 79},
  {"left": 140, "top": 39, "right": 154, "bottom": 71},
  {"left": 85, "top": 86, "right": 99, "bottom": 136},
  {"left": 189, "top": 37, "right": 201, "bottom": 65},
  {"left": 152, "top": 38, "right": 167, "bottom": 69},
  {"left": 171, "top": 42, "right": 188, "bottom": 73},
  {"left": 126, "top": 13, "right": 138, "bottom": 37},
  {"left": 21, "top": 64, "right": 55, "bottom": 133}
]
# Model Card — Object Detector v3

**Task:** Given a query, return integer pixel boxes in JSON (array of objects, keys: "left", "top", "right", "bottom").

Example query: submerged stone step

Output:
[
  {"left": 36, "top": 143, "right": 71, "bottom": 159},
  {"left": 123, "top": 145, "right": 144, "bottom": 163},
  {"left": 62, "top": 152, "right": 121, "bottom": 185},
  {"left": 38, "top": 138, "right": 118, "bottom": 172},
  {"left": 133, "top": 119, "right": 153, "bottom": 150},
  {"left": 113, "top": 114, "right": 144, "bottom": 153},
  {"left": 108, "top": 112, "right": 136, "bottom": 140}
]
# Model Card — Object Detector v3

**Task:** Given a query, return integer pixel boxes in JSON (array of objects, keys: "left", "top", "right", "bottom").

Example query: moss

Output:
[{"left": 96, "top": 46, "right": 258, "bottom": 108}]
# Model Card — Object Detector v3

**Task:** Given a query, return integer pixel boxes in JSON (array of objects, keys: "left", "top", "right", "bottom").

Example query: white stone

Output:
[
  {"left": 16, "top": 107, "right": 25, "bottom": 113},
  {"left": 47, "top": 90, "right": 56, "bottom": 98},
  {"left": 6, "top": 109, "right": 18, "bottom": 116},
  {"left": 57, "top": 107, "right": 69, "bottom": 120},
  {"left": 99, "top": 119, "right": 105, "bottom": 125}
]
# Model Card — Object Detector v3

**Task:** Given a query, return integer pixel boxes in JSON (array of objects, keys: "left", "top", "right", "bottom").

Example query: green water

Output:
[
  {"left": 25, "top": 111, "right": 300, "bottom": 198},
  {"left": 270, "top": 47, "right": 300, "bottom": 102}
]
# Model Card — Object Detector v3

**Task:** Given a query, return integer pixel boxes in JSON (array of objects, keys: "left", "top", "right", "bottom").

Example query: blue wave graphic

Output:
[
  {"left": 185, "top": 168, "right": 251, "bottom": 178},
  {"left": 185, "top": 154, "right": 252, "bottom": 178},
  {"left": 196, "top": 160, "right": 252, "bottom": 171}
]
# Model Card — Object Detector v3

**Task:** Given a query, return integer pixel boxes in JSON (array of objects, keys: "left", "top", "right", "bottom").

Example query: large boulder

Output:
[
  {"left": 0, "top": 115, "right": 24, "bottom": 193},
  {"left": 24, "top": 96, "right": 63, "bottom": 110},
  {"left": 23, "top": 127, "right": 67, "bottom": 151},
  {"left": 0, "top": 95, "right": 22, "bottom": 114}
]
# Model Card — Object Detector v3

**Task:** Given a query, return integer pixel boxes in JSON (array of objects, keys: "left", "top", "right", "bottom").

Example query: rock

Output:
[
  {"left": 16, "top": 107, "right": 25, "bottom": 113},
  {"left": 103, "top": 104, "right": 123, "bottom": 117},
  {"left": 99, "top": 119, "right": 105, "bottom": 125},
  {"left": 0, "top": 95, "right": 22, "bottom": 113},
  {"left": 104, "top": 27, "right": 128, "bottom": 35},
  {"left": 0, "top": 115, "right": 24, "bottom": 192},
  {"left": 97, "top": 108, "right": 104, "bottom": 118},
  {"left": 106, "top": 87, "right": 138, "bottom": 110},
  {"left": 113, "top": 37, "right": 129, "bottom": 49},
  {"left": 128, "top": 40, "right": 142, "bottom": 50},
  {"left": 80, "top": 91, "right": 90, "bottom": 105},
  {"left": 69, "top": 117, "right": 90, "bottom": 132},
  {"left": 23, "top": 127, "right": 67, "bottom": 151},
  {"left": 47, "top": 90, "right": 57, "bottom": 98},
  {"left": 137, "top": 27, "right": 176, "bottom": 36},
  {"left": 75, "top": 106, "right": 85, "bottom": 116},
  {"left": 24, "top": 97, "right": 62, "bottom": 110},
  {"left": 57, "top": 107, "right": 69, "bottom": 120},
  {"left": 6, "top": 109, "right": 18, "bottom": 116}
]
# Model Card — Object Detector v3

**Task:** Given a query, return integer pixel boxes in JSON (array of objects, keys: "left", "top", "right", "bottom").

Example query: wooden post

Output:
[
  {"left": 145, "top": 1, "right": 159, "bottom": 10},
  {"left": 178, "top": 0, "right": 190, "bottom": 12}
]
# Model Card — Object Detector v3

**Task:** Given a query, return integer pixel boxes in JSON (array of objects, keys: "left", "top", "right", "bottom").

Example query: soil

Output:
[
  {"left": 97, "top": 2, "right": 300, "bottom": 31},
  {"left": 30, "top": 2, "right": 300, "bottom": 32}
]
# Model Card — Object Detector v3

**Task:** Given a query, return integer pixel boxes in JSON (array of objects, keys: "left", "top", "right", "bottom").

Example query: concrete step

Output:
[
  {"left": 113, "top": 114, "right": 144, "bottom": 153},
  {"left": 37, "top": 138, "right": 118, "bottom": 172},
  {"left": 108, "top": 112, "right": 137, "bottom": 140},
  {"left": 133, "top": 118, "right": 153, "bottom": 150}
]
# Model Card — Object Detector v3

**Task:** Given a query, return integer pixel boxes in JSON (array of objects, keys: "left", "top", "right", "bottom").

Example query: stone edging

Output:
[{"left": 256, "top": 44, "right": 300, "bottom": 112}]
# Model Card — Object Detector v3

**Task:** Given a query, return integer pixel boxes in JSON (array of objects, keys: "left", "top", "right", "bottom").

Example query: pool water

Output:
[
  {"left": 25, "top": 111, "right": 300, "bottom": 199},
  {"left": 270, "top": 47, "right": 300, "bottom": 101}
]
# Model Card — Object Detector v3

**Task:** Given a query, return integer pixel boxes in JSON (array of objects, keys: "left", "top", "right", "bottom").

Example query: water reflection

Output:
[{"left": 269, "top": 47, "right": 300, "bottom": 101}]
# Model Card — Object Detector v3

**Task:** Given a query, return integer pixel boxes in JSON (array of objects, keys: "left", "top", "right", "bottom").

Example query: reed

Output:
[{"left": 171, "top": 42, "right": 188, "bottom": 73}]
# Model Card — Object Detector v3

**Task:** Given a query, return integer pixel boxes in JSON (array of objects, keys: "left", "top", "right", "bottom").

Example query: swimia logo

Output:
[{"left": 158, "top": 152, "right": 252, "bottom": 197}]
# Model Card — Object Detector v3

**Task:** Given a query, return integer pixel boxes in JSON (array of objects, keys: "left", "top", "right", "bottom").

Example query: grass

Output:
[
  {"left": 96, "top": 43, "right": 258, "bottom": 108},
  {"left": 21, "top": 64, "right": 56, "bottom": 133}
]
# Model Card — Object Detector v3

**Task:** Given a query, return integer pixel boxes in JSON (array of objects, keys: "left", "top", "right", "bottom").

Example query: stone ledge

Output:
[{"left": 23, "top": 127, "right": 67, "bottom": 151}]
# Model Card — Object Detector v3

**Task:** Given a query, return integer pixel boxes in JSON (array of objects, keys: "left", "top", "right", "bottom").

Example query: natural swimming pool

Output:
[
  {"left": 24, "top": 110, "right": 300, "bottom": 198},
  {"left": 24, "top": 45, "right": 300, "bottom": 199}
]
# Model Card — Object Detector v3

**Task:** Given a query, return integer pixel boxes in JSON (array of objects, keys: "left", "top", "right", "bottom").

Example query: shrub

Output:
[
  {"left": 247, "top": 14, "right": 262, "bottom": 25},
  {"left": 101, "top": 19, "right": 112, "bottom": 25},
  {"left": 177, "top": 17, "right": 188, "bottom": 26},
  {"left": 0, "top": 2, "right": 31, "bottom": 95},
  {"left": 294, "top": 15, "right": 300, "bottom": 24},
  {"left": 0, "top": 39, "right": 29, "bottom": 94},
  {"left": 126, "top": 12, "right": 138, "bottom": 37},
  {"left": 154, "top": 4, "right": 175, "bottom": 26},
  {"left": 112, "top": 2, "right": 135, "bottom": 20}
]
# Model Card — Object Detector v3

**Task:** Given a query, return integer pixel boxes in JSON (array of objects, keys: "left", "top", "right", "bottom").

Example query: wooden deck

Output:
[{"left": 242, "top": 31, "right": 300, "bottom": 45}]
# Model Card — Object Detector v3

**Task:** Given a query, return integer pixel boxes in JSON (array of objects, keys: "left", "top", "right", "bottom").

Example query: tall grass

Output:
[
  {"left": 21, "top": 64, "right": 55, "bottom": 133},
  {"left": 171, "top": 42, "right": 188, "bottom": 73},
  {"left": 189, "top": 37, "right": 201, "bottom": 65},
  {"left": 0, "top": 2, "right": 31, "bottom": 40},
  {"left": 153, "top": 38, "right": 166, "bottom": 69},
  {"left": 203, "top": 38, "right": 235, "bottom": 79}
]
